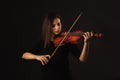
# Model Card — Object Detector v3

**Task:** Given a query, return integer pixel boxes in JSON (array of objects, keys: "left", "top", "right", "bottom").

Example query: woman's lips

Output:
[{"left": 55, "top": 30, "right": 59, "bottom": 33}]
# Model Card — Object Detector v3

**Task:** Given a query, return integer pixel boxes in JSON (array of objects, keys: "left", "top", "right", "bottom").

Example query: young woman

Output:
[{"left": 22, "top": 13, "right": 93, "bottom": 80}]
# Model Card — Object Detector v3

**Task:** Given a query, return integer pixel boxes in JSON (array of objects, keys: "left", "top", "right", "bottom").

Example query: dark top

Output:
[{"left": 25, "top": 41, "right": 83, "bottom": 80}]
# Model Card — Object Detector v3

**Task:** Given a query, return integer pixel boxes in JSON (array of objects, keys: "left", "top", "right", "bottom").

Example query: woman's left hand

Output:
[{"left": 83, "top": 32, "right": 93, "bottom": 43}]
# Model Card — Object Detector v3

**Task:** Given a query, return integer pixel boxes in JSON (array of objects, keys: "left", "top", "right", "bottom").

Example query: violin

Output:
[{"left": 53, "top": 30, "right": 103, "bottom": 46}]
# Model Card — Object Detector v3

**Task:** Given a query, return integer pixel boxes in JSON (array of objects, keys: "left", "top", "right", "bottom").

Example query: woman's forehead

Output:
[{"left": 53, "top": 18, "right": 61, "bottom": 24}]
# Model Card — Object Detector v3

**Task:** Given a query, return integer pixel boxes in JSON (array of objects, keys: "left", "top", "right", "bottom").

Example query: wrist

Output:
[
  {"left": 84, "top": 41, "right": 90, "bottom": 45},
  {"left": 33, "top": 54, "right": 38, "bottom": 60},
  {"left": 84, "top": 41, "right": 88, "bottom": 44}
]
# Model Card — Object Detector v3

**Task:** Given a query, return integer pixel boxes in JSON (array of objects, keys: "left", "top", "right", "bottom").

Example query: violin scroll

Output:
[{"left": 93, "top": 33, "right": 104, "bottom": 38}]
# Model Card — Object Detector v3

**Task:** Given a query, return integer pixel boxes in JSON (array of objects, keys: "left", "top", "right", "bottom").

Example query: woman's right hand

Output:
[{"left": 35, "top": 54, "right": 51, "bottom": 65}]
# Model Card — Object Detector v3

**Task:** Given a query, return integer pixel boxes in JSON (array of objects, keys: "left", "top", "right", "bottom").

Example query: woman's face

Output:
[{"left": 52, "top": 18, "right": 62, "bottom": 35}]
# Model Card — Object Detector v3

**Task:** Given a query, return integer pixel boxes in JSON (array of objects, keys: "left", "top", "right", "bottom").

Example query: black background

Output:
[{"left": 1, "top": 0, "right": 120, "bottom": 80}]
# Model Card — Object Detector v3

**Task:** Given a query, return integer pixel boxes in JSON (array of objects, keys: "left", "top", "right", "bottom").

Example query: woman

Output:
[{"left": 22, "top": 13, "right": 93, "bottom": 80}]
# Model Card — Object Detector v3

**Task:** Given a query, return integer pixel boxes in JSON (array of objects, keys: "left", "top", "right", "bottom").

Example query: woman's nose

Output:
[{"left": 54, "top": 25, "right": 59, "bottom": 29}]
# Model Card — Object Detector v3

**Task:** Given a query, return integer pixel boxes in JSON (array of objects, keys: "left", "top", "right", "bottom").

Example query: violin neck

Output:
[{"left": 68, "top": 32, "right": 84, "bottom": 36}]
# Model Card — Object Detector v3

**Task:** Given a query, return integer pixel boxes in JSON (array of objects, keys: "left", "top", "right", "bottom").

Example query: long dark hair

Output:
[{"left": 41, "top": 13, "right": 62, "bottom": 48}]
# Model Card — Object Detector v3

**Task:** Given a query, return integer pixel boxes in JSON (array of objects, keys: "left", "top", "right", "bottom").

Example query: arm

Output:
[
  {"left": 22, "top": 52, "right": 51, "bottom": 65},
  {"left": 22, "top": 52, "right": 37, "bottom": 60},
  {"left": 79, "top": 32, "right": 93, "bottom": 62}
]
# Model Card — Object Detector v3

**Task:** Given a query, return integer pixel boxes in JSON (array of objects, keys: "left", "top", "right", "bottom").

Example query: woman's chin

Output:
[{"left": 54, "top": 32, "right": 60, "bottom": 35}]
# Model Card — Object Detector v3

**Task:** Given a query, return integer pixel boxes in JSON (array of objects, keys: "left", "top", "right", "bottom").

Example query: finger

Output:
[
  {"left": 86, "top": 32, "right": 89, "bottom": 36},
  {"left": 82, "top": 34, "right": 86, "bottom": 39},
  {"left": 42, "top": 57, "right": 49, "bottom": 64},
  {"left": 45, "top": 55, "right": 51, "bottom": 59},
  {"left": 40, "top": 59, "right": 45, "bottom": 65},
  {"left": 88, "top": 32, "right": 93, "bottom": 38},
  {"left": 41, "top": 57, "right": 49, "bottom": 65},
  {"left": 91, "top": 32, "right": 93, "bottom": 37},
  {"left": 83, "top": 33, "right": 86, "bottom": 38},
  {"left": 88, "top": 32, "right": 91, "bottom": 38},
  {"left": 86, "top": 32, "right": 90, "bottom": 37},
  {"left": 84, "top": 32, "right": 89, "bottom": 39}
]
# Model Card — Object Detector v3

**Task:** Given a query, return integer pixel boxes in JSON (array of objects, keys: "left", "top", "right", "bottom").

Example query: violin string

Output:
[{"left": 50, "top": 12, "right": 83, "bottom": 58}]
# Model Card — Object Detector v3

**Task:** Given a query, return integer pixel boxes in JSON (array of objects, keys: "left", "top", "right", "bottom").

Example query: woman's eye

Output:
[
  {"left": 52, "top": 25, "right": 55, "bottom": 28},
  {"left": 57, "top": 23, "right": 60, "bottom": 26}
]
